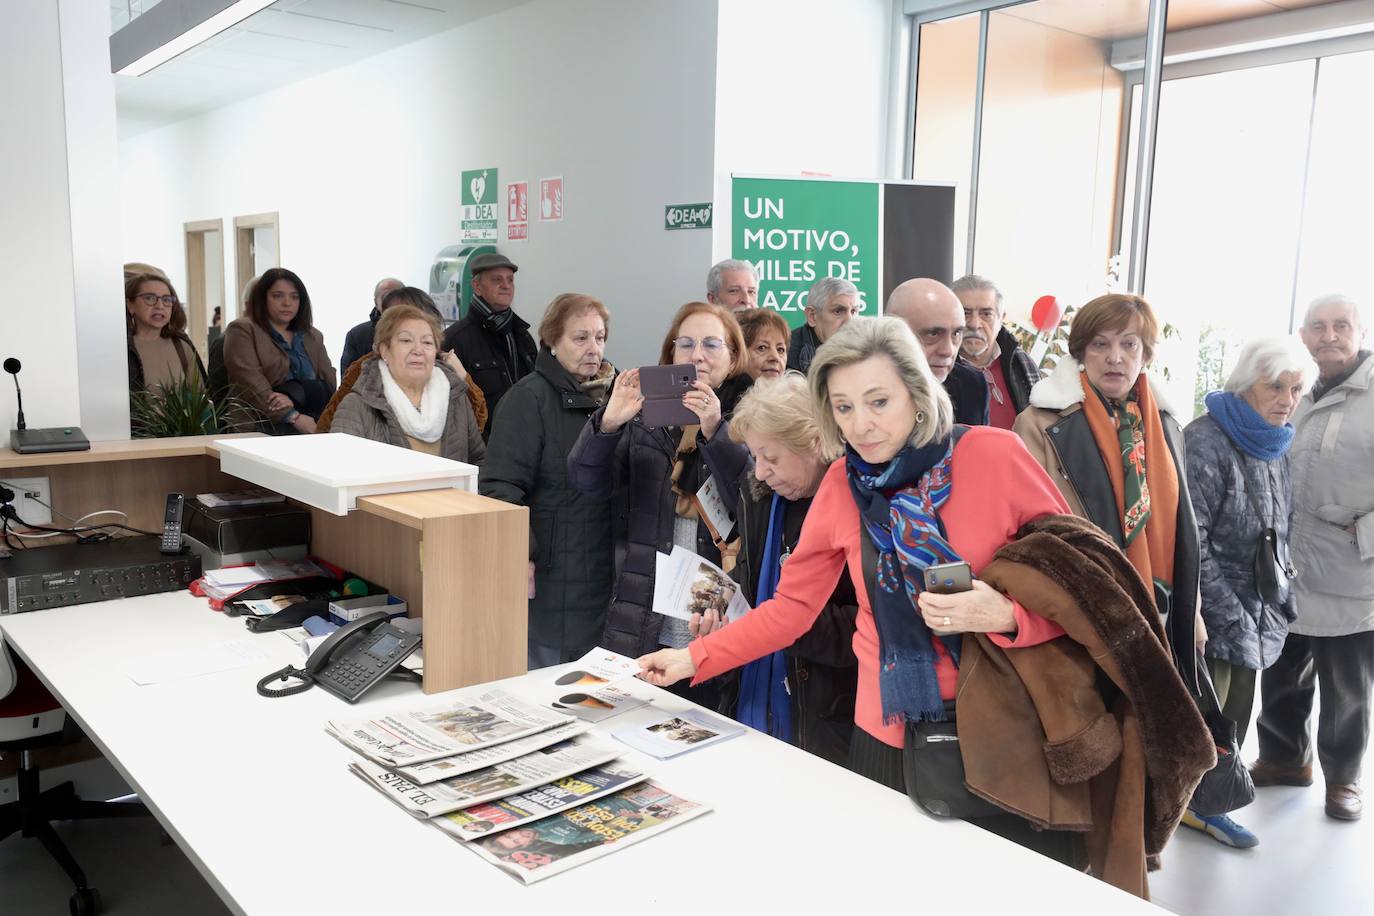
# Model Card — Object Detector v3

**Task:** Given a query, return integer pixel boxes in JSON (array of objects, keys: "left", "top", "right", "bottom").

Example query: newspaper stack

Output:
[
  {"left": 326, "top": 688, "right": 573, "bottom": 767},
  {"left": 327, "top": 659, "right": 712, "bottom": 884}
]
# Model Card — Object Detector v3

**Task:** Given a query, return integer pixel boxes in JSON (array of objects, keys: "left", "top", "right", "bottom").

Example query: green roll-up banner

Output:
[{"left": 731, "top": 175, "right": 955, "bottom": 330}]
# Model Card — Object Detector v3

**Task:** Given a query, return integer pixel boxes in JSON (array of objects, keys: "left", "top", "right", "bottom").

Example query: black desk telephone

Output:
[{"left": 256, "top": 611, "right": 422, "bottom": 703}]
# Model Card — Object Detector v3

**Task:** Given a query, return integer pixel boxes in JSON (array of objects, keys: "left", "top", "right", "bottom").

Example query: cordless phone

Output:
[{"left": 160, "top": 492, "right": 185, "bottom": 555}]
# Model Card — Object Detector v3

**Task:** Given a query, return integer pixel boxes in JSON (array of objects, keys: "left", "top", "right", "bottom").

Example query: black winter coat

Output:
[
  {"left": 786, "top": 324, "right": 822, "bottom": 374},
  {"left": 566, "top": 398, "right": 751, "bottom": 658},
  {"left": 1183, "top": 414, "right": 1296, "bottom": 670},
  {"left": 994, "top": 327, "right": 1040, "bottom": 415},
  {"left": 729, "top": 478, "right": 858, "bottom": 767},
  {"left": 943, "top": 361, "right": 990, "bottom": 426},
  {"left": 481, "top": 350, "right": 616, "bottom": 656},
  {"left": 441, "top": 305, "right": 538, "bottom": 438},
  {"left": 339, "top": 308, "right": 379, "bottom": 376}
]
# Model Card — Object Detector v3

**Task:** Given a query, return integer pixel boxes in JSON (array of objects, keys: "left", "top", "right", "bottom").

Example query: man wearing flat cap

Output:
[{"left": 441, "top": 252, "right": 537, "bottom": 437}]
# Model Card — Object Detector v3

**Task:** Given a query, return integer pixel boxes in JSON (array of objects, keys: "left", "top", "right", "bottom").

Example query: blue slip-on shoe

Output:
[{"left": 1180, "top": 809, "right": 1259, "bottom": 848}]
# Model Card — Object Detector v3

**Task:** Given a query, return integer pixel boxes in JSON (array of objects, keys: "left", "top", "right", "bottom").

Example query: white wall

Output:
[
  {"left": 119, "top": 0, "right": 720, "bottom": 372},
  {"left": 710, "top": 0, "right": 898, "bottom": 262},
  {"left": 0, "top": 0, "right": 129, "bottom": 442},
  {"left": 0, "top": 2, "right": 83, "bottom": 435}
]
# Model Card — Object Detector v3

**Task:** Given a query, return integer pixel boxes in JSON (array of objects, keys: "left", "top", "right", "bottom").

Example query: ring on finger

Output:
[{"left": 942, "top": 616, "right": 951, "bottom": 628}]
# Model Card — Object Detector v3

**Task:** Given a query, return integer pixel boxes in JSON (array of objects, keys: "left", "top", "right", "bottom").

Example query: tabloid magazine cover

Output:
[
  {"left": 434, "top": 763, "right": 647, "bottom": 841},
  {"left": 465, "top": 781, "right": 710, "bottom": 884},
  {"left": 351, "top": 736, "right": 623, "bottom": 818}
]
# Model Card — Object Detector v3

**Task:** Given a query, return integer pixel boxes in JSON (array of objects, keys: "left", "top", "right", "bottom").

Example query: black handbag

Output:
[
  {"left": 1225, "top": 441, "right": 1294, "bottom": 607},
  {"left": 1189, "top": 650, "right": 1256, "bottom": 817},
  {"left": 902, "top": 705, "right": 1005, "bottom": 819}
]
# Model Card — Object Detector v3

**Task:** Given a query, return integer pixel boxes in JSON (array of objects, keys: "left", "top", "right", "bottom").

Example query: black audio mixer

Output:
[{"left": 0, "top": 537, "right": 202, "bottom": 614}]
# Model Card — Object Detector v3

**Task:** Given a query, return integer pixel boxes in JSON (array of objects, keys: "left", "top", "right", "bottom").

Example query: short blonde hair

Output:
[
  {"left": 808, "top": 317, "right": 953, "bottom": 459},
  {"left": 374, "top": 304, "right": 441, "bottom": 353},
  {"left": 728, "top": 373, "right": 819, "bottom": 456}
]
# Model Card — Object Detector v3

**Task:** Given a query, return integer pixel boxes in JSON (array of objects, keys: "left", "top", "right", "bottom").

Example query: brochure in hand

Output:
[
  {"left": 327, "top": 688, "right": 571, "bottom": 767},
  {"left": 549, "top": 647, "right": 641, "bottom": 688},
  {"left": 465, "top": 780, "right": 710, "bottom": 884},
  {"left": 611, "top": 708, "right": 745, "bottom": 759},
  {"left": 433, "top": 763, "right": 648, "bottom": 841},
  {"left": 351, "top": 736, "right": 624, "bottom": 818},
  {"left": 651, "top": 546, "right": 751, "bottom": 622}
]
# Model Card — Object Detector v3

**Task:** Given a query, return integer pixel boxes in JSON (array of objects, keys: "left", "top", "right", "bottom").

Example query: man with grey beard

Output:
[{"left": 953, "top": 275, "right": 1040, "bottom": 428}]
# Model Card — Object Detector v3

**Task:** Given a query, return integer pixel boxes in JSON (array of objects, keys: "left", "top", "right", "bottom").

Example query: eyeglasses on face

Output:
[
  {"left": 135, "top": 293, "right": 179, "bottom": 307},
  {"left": 673, "top": 336, "right": 726, "bottom": 355}
]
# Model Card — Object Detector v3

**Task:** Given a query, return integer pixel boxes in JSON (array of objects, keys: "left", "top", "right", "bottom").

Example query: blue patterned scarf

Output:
[
  {"left": 1204, "top": 390, "right": 1294, "bottom": 461},
  {"left": 736, "top": 493, "right": 794, "bottom": 741},
  {"left": 846, "top": 439, "right": 962, "bottom": 724}
]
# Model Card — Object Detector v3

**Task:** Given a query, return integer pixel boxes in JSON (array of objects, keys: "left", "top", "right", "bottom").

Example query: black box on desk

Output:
[{"left": 184, "top": 499, "right": 311, "bottom": 556}]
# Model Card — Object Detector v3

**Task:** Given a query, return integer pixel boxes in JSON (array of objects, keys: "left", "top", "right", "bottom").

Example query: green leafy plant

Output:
[{"left": 130, "top": 377, "right": 257, "bottom": 439}]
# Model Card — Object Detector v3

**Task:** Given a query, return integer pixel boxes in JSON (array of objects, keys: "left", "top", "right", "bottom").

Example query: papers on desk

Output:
[
  {"left": 548, "top": 684, "right": 650, "bottom": 723},
  {"left": 124, "top": 637, "right": 277, "bottom": 686},
  {"left": 463, "top": 780, "right": 711, "bottom": 884},
  {"left": 611, "top": 709, "right": 745, "bottom": 759},
  {"left": 202, "top": 559, "right": 324, "bottom": 589},
  {"left": 350, "top": 736, "right": 624, "bottom": 818},
  {"left": 390, "top": 720, "right": 591, "bottom": 785},
  {"left": 327, "top": 688, "right": 572, "bottom": 767},
  {"left": 434, "top": 763, "right": 648, "bottom": 841},
  {"left": 651, "top": 546, "right": 750, "bottom": 622}
]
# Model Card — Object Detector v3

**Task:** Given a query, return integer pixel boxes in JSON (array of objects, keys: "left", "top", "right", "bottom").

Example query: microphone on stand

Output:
[
  {"left": 4, "top": 358, "right": 27, "bottom": 431},
  {"left": 4, "top": 356, "right": 87, "bottom": 454}
]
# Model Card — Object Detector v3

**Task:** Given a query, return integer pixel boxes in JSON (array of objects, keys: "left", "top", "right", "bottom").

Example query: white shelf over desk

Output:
[{"left": 215, "top": 434, "right": 477, "bottom": 515}]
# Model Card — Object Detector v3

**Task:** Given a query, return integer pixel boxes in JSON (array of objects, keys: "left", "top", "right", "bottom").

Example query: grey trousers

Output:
[{"left": 1257, "top": 630, "right": 1374, "bottom": 786}]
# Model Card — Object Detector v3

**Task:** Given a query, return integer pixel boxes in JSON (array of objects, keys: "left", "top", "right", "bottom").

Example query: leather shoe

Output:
[
  {"left": 1326, "top": 784, "right": 1363, "bottom": 821},
  {"left": 1249, "top": 759, "right": 1314, "bottom": 787}
]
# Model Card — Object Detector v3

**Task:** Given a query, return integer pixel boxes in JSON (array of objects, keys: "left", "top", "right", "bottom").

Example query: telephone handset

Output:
[{"left": 256, "top": 610, "right": 422, "bottom": 702}]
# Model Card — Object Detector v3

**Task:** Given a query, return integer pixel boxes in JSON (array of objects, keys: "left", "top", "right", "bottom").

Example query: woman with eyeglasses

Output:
[
  {"left": 126, "top": 272, "right": 209, "bottom": 418},
  {"left": 567, "top": 302, "right": 751, "bottom": 704},
  {"left": 223, "top": 267, "right": 337, "bottom": 434}
]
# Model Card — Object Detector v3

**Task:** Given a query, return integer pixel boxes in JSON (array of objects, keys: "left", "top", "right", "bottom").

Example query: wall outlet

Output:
[{"left": 3, "top": 476, "right": 53, "bottom": 527}]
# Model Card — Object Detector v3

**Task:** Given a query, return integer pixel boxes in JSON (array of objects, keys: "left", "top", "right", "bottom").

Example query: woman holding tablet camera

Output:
[{"left": 567, "top": 302, "right": 750, "bottom": 707}]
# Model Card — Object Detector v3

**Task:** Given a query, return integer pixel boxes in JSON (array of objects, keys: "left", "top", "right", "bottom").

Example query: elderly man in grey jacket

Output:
[{"left": 1253, "top": 294, "right": 1374, "bottom": 821}]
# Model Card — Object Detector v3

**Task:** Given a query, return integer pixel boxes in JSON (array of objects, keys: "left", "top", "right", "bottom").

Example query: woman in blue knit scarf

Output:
[{"left": 1180, "top": 336, "right": 1319, "bottom": 849}]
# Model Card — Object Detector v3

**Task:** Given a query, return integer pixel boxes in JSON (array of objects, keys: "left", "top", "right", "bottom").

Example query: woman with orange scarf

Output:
[{"left": 1013, "top": 294, "right": 1203, "bottom": 674}]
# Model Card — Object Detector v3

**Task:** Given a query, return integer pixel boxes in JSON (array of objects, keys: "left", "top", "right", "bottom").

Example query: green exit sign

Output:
[{"left": 665, "top": 202, "right": 713, "bottom": 230}]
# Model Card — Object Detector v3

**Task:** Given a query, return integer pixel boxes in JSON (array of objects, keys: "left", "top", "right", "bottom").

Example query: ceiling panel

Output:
[
  {"left": 116, "top": 0, "right": 518, "bottom": 139},
  {"left": 995, "top": 0, "right": 1351, "bottom": 41}
]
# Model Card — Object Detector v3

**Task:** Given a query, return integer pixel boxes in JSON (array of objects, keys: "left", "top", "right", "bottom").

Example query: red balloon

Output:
[{"left": 1031, "top": 295, "right": 1063, "bottom": 333}]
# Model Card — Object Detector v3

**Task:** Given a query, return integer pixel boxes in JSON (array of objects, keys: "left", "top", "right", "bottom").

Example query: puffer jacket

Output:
[
  {"left": 329, "top": 357, "right": 485, "bottom": 464},
  {"left": 729, "top": 476, "right": 858, "bottom": 767},
  {"left": 566, "top": 393, "right": 751, "bottom": 658},
  {"left": 481, "top": 349, "right": 616, "bottom": 655},
  {"left": 1288, "top": 352, "right": 1374, "bottom": 636},
  {"left": 1183, "top": 414, "right": 1295, "bottom": 669}
]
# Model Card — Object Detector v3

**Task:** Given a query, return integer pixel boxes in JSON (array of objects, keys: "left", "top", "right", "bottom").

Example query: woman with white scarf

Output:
[{"left": 330, "top": 303, "right": 485, "bottom": 463}]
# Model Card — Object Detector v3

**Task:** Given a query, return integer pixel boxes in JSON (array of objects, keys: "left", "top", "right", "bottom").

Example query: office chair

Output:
[{"left": 0, "top": 645, "right": 149, "bottom": 915}]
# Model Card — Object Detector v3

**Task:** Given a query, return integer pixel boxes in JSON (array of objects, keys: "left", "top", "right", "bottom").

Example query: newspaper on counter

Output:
[
  {"left": 327, "top": 688, "right": 572, "bottom": 767},
  {"left": 611, "top": 708, "right": 745, "bottom": 759},
  {"left": 464, "top": 781, "right": 710, "bottom": 884},
  {"left": 388, "top": 720, "right": 591, "bottom": 785},
  {"left": 651, "top": 546, "right": 750, "bottom": 622},
  {"left": 351, "top": 736, "right": 624, "bottom": 818},
  {"left": 548, "top": 684, "right": 650, "bottom": 723},
  {"left": 433, "top": 763, "right": 648, "bottom": 841}
]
